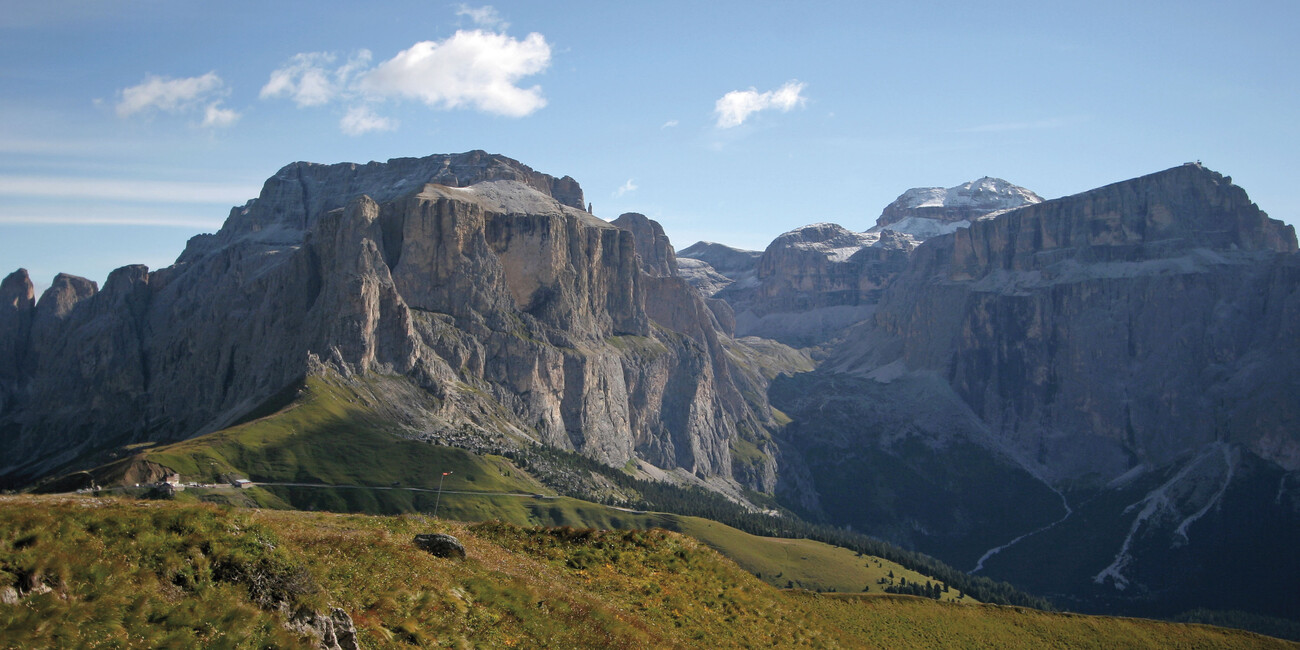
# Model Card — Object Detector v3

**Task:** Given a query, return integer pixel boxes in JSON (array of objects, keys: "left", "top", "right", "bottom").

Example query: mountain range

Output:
[{"left": 2, "top": 152, "right": 1297, "bottom": 631}]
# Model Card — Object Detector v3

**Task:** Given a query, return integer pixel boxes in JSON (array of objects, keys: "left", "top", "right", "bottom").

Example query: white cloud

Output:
[
  {"left": 0, "top": 212, "right": 223, "bottom": 228},
  {"left": 361, "top": 30, "right": 551, "bottom": 117},
  {"left": 260, "top": 19, "right": 551, "bottom": 132},
  {"left": 613, "top": 179, "right": 637, "bottom": 197},
  {"left": 340, "top": 105, "right": 397, "bottom": 136},
  {"left": 0, "top": 176, "right": 256, "bottom": 203},
  {"left": 202, "top": 103, "right": 240, "bottom": 128},
  {"left": 456, "top": 4, "right": 508, "bottom": 30},
  {"left": 661, "top": 119, "right": 679, "bottom": 129},
  {"left": 260, "top": 51, "right": 373, "bottom": 107},
  {"left": 115, "top": 72, "right": 239, "bottom": 128},
  {"left": 116, "top": 72, "right": 222, "bottom": 117},
  {"left": 714, "top": 80, "right": 807, "bottom": 129}
]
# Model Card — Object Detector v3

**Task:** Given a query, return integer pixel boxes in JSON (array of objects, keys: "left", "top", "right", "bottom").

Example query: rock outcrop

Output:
[
  {"left": 611, "top": 212, "right": 677, "bottom": 277},
  {"left": 0, "top": 270, "right": 36, "bottom": 415},
  {"left": 0, "top": 152, "right": 780, "bottom": 492},
  {"left": 289, "top": 608, "right": 360, "bottom": 650},
  {"left": 414, "top": 533, "right": 466, "bottom": 559}
]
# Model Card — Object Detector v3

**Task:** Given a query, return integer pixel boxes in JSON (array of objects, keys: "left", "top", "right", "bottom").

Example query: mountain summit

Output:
[
  {"left": 776, "top": 162, "right": 1299, "bottom": 619},
  {"left": 873, "top": 176, "right": 1043, "bottom": 239},
  {"left": 0, "top": 152, "right": 787, "bottom": 493}
]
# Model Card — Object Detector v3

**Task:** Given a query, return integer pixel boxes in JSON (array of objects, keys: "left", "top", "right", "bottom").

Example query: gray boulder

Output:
[{"left": 414, "top": 533, "right": 466, "bottom": 559}]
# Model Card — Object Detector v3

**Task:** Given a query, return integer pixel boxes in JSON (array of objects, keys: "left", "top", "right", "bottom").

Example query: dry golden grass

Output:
[{"left": 3, "top": 495, "right": 1294, "bottom": 649}]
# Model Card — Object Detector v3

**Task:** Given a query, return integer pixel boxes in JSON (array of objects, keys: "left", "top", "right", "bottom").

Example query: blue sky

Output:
[{"left": 3, "top": 1, "right": 1297, "bottom": 292}]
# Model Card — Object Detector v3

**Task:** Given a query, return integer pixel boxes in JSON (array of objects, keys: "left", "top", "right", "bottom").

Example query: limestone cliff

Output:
[
  {"left": 0, "top": 152, "right": 779, "bottom": 491},
  {"left": 832, "top": 163, "right": 1299, "bottom": 482},
  {"left": 775, "top": 164, "right": 1300, "bottom": 616}
]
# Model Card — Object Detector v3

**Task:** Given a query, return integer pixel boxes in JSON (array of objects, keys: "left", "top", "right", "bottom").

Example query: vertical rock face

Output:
[
  {"left": 840, "top": 163, "right": 1299, "bottom": 481},
  {"left": 0, "top": 270, "right": 36, "bottom": 416},
  {"left": 778, "top": 164, "right": 1300, "bottom": 616},
  {"left": 0, "top": 152, "right": 773, "bottom": 489},
  {"left": 947, "top": 164, "right": 1295, "bottom": 279}
]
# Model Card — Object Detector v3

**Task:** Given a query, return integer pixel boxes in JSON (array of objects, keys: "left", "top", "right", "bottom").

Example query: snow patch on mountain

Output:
[
  {"left": 771, "top": 222, "right": 915, "bottom": 262},
  {"left": 871, "top": 216, "right": 970, "bottom": 239},
  {"left": 886, "top": 176, "right": 1042, "bottom": 213},
  {"left": 874, "top": 176, "right": 1042, "bottom": 237}
]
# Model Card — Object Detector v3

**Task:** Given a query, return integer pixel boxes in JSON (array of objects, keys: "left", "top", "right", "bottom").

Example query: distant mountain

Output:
[
  {"left": 6, "top": 153, "right": 1300, "bottom": 634},
  {"left": 675, "top": 241, "right": 762, "bottom": 298},
  {"left": 872, "top": 176, "right": 1043, "bottom": 238},
  {"left": 775, "top": 163, "right": 1300, "bottom": 621},
  {"left": 703, "top": 224, "right": 915, "bottom": 347},
  {"left": 0, "top": 152, "right": 791, "bottom": 497}
]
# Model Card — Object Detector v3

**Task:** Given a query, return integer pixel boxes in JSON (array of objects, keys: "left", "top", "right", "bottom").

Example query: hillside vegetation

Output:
[
  {"left": 72, "top": 374, "right": 1042, "bottom": 604},
  {"left": 2, "top": 496, "right": 1292, "bottom": 649}
]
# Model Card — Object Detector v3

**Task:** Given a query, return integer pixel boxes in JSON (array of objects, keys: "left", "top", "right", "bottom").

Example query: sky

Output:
[{"left": 2, "top": 0, "right": 1298, "bottom": 293}]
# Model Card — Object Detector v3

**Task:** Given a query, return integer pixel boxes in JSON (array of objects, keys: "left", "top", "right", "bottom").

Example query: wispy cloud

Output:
[
  {"left": 260, "top": 51, "right": 373, "bottom": 107},
  {"left": 340, "top": 105, "right": 397, "bottom": 136},
  {"left": 958, "top": 115, "right": 1089, "bottom": 133},
  {"left": 714, "top": 80, "right": 806, "bottom": 128},
  {"left": 0, "top": 213, "right": 224, "bottom": 228},
  {"left": 661, "top": 119, "right": 679, "bottom": 129},
  {"left": 0, "top": 138, "right": 118, "bottom": 155},
  {"left": 613, "top": 179, "right": 638, "bottom": 197},
  {"left": 0, "top": 176, "right": 256, "bottom": 204},
  {"left": 202, "top": 104, "right": 240, "bottom": 128},
  {"left": 115, "top": 72, "right": 239, "bottom": 127},
  {"left": 456, "top": 4, "right": 508, "bottom": 30}
]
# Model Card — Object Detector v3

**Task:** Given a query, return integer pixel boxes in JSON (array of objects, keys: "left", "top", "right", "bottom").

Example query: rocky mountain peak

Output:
[
  {"left": 0, "top": 269, "right": 36, "bottom": 392},
  {"left": 0, "top": 151, "right": 783, "bottom": 490},
  {"left": 181, "top": 151, "right": 586, "bottom": 262},
  {"left": 611, "top": 212, "right": 677, "bottom": 277},
  {"left": 874, "top": 176, "right": 1042, "bottom": 238},
  {"left": 35, "top": 273, "right": 97, "bottom": 322},
  {"left": 1, "top": 269, "right": 34, "bottom": 310},
  {"left": 676, "top": 242, "right": 762, "bottom": 275},
  {"left": 771, "top": 222, "right": 868, "bottom": 247},
  {"left": 675, "top": 242, "right": 763, "bottom": 299},
  {"left": 947, "top": 163, "right": 1297, "bottom": 281}
]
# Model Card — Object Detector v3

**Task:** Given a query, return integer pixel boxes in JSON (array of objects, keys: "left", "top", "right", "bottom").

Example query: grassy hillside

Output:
[
  {"left": 69, "top": 373, "right": 1043, "bottom": 605},
  {"left": 675, "top": 518, "right": 967, "bottom": 600},
  {"left": 1, "top": 496, "right": 1291, "bottom": 649},
  {"left": 135, "top": 376, "right": 542, "bottom": 497},
  {"left": 244, "top": 489, "right": 961, "bottom": 599}
]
